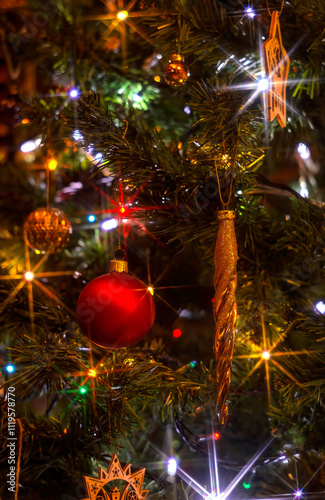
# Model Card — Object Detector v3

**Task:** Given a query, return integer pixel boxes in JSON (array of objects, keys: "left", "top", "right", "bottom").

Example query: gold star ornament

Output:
[
  {"left": 262, "top": 11, "right": 290, "bottom": 128},
  {"left": 83, "top": 454, "right": 149, "bottom": 500}
]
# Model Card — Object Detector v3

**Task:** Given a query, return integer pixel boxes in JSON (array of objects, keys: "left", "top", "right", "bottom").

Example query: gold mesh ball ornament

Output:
[
  {"left": 24, "top": 207, "right": 72, "bottom": 254},
  {"left": 164, "top": 54, "right": 189, "bottom": 87}
]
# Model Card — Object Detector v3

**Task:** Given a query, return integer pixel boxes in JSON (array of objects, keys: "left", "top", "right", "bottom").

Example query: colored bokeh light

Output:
[
  {"left": 48, "top": 158, "right": 58, "bottom": 171},
  {"left": 243, "top": 482, "right": 251, "bottom": 489}
]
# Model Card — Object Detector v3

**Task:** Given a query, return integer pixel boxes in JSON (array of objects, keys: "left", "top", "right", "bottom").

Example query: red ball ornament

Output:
[{"left": 76, "top": 260, "right": 155, "bottom": 349}]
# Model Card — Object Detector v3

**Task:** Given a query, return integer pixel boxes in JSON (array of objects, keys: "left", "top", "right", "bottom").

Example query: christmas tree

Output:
[{"left": 1, "top": 1, "right": 325, "bottom": 499}]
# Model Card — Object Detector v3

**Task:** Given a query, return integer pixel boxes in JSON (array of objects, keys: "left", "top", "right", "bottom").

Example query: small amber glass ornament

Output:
[
  {"left": 24, "top": 207, "right": 72, "bottom": 254},
  {"left": 164, "top": 54, "right": 189, "bottom": 87}
]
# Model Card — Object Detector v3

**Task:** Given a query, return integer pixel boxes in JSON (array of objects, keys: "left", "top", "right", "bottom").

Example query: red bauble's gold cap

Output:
[{"left": 109, "top": 259, "right": 128, "bottom": 273}]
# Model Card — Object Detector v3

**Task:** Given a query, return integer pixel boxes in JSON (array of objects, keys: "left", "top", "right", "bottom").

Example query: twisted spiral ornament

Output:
[{"left": 213, "top": 210, "right": 238, "bottom": 426}]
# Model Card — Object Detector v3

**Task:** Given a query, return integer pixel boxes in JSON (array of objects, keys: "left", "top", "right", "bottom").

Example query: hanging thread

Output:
[
  {"left": 266, "top": 0, "right": 285, "bottom": 17},
  {"left": 214, "top": 140, "right": 239, "bottom": 209}
]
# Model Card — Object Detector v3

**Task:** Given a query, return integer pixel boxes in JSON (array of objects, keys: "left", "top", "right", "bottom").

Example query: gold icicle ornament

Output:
[{"left": 213, "top": 210, "right": 238, "bottom": 426}]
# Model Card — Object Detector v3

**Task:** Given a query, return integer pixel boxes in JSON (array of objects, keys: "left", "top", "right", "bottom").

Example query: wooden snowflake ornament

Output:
[
  {"left": 262, "top": 11, "right": 290, "bottom": 128},
  {"left": 83, "top": 454, "right": 149, "bottom": 500}
]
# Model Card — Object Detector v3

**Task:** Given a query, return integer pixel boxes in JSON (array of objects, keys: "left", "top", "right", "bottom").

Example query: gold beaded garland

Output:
[
  {"left": 164, "top": 54, "right": 189, "bottom": 87},
  {"left": 24, "top": 207, "right": 72, "bottom": 254}
]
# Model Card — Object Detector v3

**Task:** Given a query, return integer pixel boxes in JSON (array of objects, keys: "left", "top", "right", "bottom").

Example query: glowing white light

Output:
[
  {"left": 132, "top": 93, "right": 142, "bottom": 102},
  {"left": 216, "top": 61, "right": 226, "bottom": 72},
  {"left": 73, "top": 130, "right": 83, "bottom": 141},
  {"left": 297, "top": 143, "right": 310, "bottom": 159},
  {"left": 94, "top": 153, "right": 103, "bottom": 162},
  {"left": 166, "top": 457, "right": 178, "bottom": 476},
  {"left": 21, "top": 141, "right": 35, "bottom": 153},
  {"left": 24, "top": 271, "right": 34, "bottom": 281},
  {"left": 315, "top": 301, "right": 325, "bottom": 314},
  {"left": 184, "top": 105, "right": 191, "bottom": 114},
  {"left": 261, "top": 351, "right": 270, "bottom": 360},
  {"left": 157, "top": 53, "right": 163, "bottom": 59},
  {"left": 257, "top": 78, "right": 270, "bottom": 92},
  {"left": 101, "top": 219, "right": 118, "bottom": 231},
  {"left": 295, "top": 490, "right": 302, "bottom": 498},
  {"left": 245, "top": 7, "right": 255, "bottom": 18},
  {"left": 69, "top": 88, "right": 79, "bottom": 99},
  {"left": 20, "top": 138, "right": 41, "bottom": 153},
  {"left": 117, "top": 10, "right": 128, "bottom": 20},
  {"left": 299, "top": 180, "right": 309, "bottom": 198},
  {"left": 179, "top": 309, "right": 192, "bottom": 318}
]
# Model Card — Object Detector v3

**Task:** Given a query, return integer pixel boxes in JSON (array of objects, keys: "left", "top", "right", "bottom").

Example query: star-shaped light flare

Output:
[
  {"left": 84, "top": 168, "right": 171, "bottom": 254},
  {"left": 146, "top": 421, "right": 325, "bottom": 500},
  {"left": 0, "top": 246, "right": 76, "bottom": 333},
  {"left": 146, "top": 419, "right": 276, "bottom": 500},
  {"left": 233, "top": 314, "right": 322, "bottom": 407},
  {"left": 214, "top": 25, "right": 311, "bottom": 135},
  {"left": 84, "top": 0, "right": 157, "bottom": 67}
]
